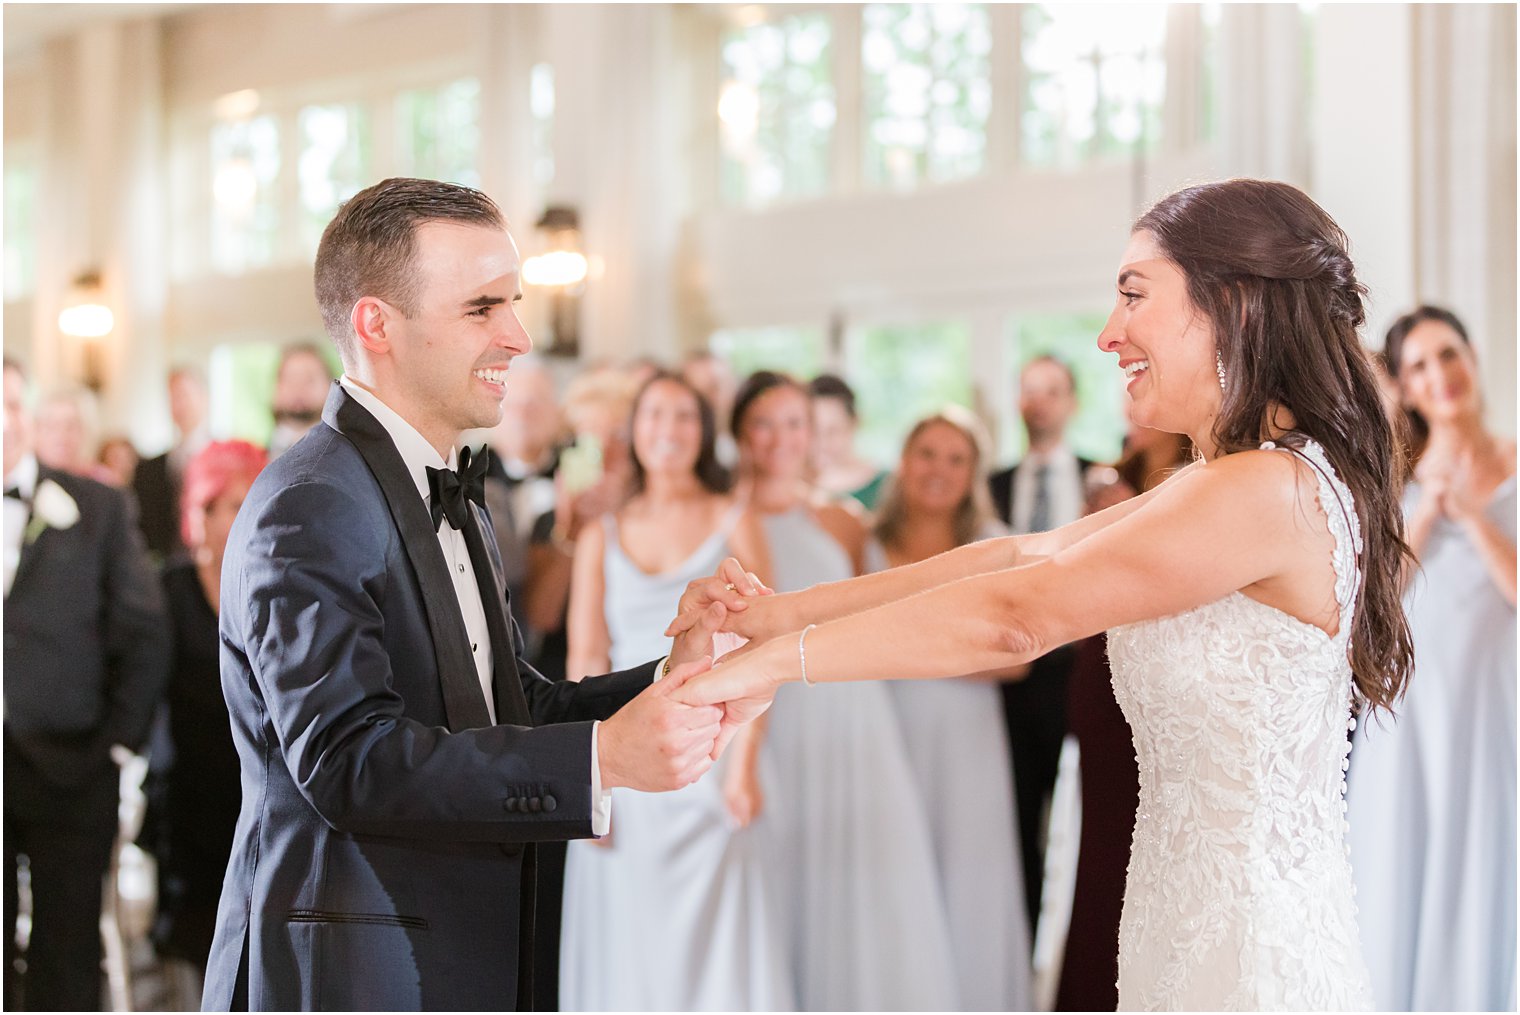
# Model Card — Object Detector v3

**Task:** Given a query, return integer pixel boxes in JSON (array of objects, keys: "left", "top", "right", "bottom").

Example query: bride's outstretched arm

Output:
[
  {"left": 669, "top": 467, "right": 1188, "bottom": 646},
  {"left": 678, "top": 453, "right": 1304, "bottom": 710}
]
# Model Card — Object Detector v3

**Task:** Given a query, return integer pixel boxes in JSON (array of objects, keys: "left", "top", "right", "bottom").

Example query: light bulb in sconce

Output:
[
  {"left": 58, "top": 271, "right": 114, "bottom": 392},
  {"left": 58, "top": 272, "right": 113, "bottom": 339}
]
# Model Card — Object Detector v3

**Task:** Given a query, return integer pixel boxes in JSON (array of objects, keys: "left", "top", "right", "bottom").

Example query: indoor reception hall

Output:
[{"left": 2, "top": 3, "right": 1516, "bottom": 1012}]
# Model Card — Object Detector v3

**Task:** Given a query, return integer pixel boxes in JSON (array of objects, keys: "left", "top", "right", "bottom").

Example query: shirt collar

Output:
[
  {"left": 338, "top": 375, "right": 457, "bottom": 505},
  {"left": 5, "top": 453, "right": 38, "bottom": 500},
  {"left": 1024, "top": 443, "right": 1073, "bottom": 469}
]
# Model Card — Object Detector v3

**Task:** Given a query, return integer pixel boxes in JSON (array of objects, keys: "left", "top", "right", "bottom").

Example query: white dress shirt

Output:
[
  {"left": 1009, "top": 444, "right": 1085, "bottom": 535},
  {"left": 339, "top": 377, "right": 612, "bottom": 833},
  {"left": 3, "top": 453, "right": 38, "bottom": 598}
]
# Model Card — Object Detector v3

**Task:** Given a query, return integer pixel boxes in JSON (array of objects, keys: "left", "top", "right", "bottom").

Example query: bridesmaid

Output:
[
  {"left": 558, "top": 372, "right": 791, "bottom": 1011},
  {"left": 867, "top": 408, "right": 1034, "bottom": 1011},
  {"left": 1347, "top": 306, "right": 1517, "bottom": 1011},
  {"left": 734, "top": 370, "right": 959, "bottom": 1010}
]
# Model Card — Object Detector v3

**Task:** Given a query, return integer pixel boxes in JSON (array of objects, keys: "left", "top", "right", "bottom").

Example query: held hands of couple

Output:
[
  {"left": 596, "top": 590, "right": 738, "bottom": 792},
  {"left": 662, "top": 557, "right": 795, "bottom": 760},
  {"left": 597, "top": 564, "right": 779, "bottom": 791}
]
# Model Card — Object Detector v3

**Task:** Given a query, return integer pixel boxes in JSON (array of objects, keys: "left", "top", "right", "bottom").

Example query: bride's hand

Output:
[
  {"left": 674, "top": 641, "right": 787, "bottom": 760},
  {"left": 667, "top": 585, "right": 795, "bottom": 649},
  {"left": 670, "top": 558, "right": 772, "bottom": 628}
]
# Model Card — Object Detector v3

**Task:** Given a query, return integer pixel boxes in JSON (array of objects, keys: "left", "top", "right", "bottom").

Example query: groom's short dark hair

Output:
[{"left": 314, "top": 177, "right": 506, "bottom": 364}]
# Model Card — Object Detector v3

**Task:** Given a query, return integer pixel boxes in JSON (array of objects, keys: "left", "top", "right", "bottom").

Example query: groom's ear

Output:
[{"left": 351, "top": 296, "right": 396, "bottom": 359}]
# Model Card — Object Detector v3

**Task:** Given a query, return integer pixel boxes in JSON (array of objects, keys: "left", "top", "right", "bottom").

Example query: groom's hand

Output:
[{"left": 597, "top": 658, "right": 722, "bottom": 792}]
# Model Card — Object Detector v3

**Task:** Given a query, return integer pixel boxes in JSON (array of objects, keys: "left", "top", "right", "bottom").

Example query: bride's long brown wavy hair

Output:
[{"left": 1135, "top": 179, "right": 1414, "bottom": 714}]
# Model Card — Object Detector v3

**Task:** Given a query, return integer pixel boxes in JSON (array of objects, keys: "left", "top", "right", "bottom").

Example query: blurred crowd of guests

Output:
[{"left": 2, "top": 301, "right": 1513, "bottom": 1010}]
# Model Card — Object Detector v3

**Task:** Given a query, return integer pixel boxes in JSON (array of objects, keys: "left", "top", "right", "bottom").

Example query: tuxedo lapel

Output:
[
  {"left": 326, "top": 388, "right": 494, "bottom": 732},
  {"left": 10, "top": 468, "right": 65, "bottom": 600},
  {"left": 462, "top": 502, "right": 530, "bottom": 725}
]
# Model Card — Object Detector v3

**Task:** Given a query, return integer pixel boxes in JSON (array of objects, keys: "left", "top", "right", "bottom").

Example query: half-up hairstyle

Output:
[{"left": 1135, "top": 178, "right": 1414, "bottom": 714}]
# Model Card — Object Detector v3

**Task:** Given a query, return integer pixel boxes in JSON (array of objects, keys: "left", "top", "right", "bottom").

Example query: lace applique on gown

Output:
[{"left": 1107, "top": 438, "right": 1374, "bottom": 1011}]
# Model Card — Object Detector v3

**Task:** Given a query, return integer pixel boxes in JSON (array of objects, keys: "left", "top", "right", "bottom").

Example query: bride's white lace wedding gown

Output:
[{"left": 1107, "top": 439, "right": 1375, "bottom": 1011}]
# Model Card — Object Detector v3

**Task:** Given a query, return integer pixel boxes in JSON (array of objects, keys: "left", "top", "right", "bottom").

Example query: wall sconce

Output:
[
  {"left": 521, "top": 205, "right": 585, "bottom": 358},
  {"left": 57, "top": 270, "right": 114, "bottom": 392}
]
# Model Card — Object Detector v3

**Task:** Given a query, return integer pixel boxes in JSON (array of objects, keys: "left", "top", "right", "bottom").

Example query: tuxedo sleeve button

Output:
[
  {"left": 528, "top": 797, "right": 542, "bottom": 813},
  {"left": 503, "top": 797, "right": 519, "bottom": 812},
  {"left": 542, "top": 794, "right": 557, "bottom": 813}
]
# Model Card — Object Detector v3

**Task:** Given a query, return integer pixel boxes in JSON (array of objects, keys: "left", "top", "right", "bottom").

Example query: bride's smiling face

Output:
[{"left": 1097, "top": 230, "right": 1221, "bottom": 440}]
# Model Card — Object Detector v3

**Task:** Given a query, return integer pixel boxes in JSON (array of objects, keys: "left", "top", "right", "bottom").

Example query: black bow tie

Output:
[
  {"left": 3, "top": 486, "right": 23, "bottom": 502},
  {"left": 426, "top": 445, "right": 489, "bottom": 533}
]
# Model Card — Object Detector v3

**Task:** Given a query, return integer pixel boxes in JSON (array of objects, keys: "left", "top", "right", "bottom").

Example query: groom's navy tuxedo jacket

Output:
[{"left": 203, "top": 385, "right": 655, "bottom": 1011}]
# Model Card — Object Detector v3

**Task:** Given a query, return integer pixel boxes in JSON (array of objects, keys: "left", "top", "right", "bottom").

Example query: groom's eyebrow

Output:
[{"left": 462, "top": 295, "right": 508, "bottom": 309}]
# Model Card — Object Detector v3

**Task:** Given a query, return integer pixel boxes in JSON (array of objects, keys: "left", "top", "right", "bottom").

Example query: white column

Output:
[
  {"left": 1311, "top": 5, "right": 1417, "bottom": 347},
  {"left": 542, "top": 4, "right": 685, "bottom": 364},
  {"left": 1217, "top": 4, "right": 1308, "bottom": 184},
  {"left": 1412, "top": 4, "right": 1516, "bottom": 435},
  {"left": 28, "top": 20, "right": 171, "bottom": 450}
]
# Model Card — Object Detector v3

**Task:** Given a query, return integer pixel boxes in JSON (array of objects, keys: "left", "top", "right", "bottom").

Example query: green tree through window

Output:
[
  {"left": 1021, "top": 4, "right": 1168, "bottom": 168},
  {"left": 395, "top": 78, "right": 481, "bottom": 187},
  {"left": 862, "top": 3, "right": 992, "bottom": 189},
  {"left": 297, "top": 103, "right": 372, "bottom": 256},
  {"left": 719, "top": 13, "right": 835, "bottom": 206}
]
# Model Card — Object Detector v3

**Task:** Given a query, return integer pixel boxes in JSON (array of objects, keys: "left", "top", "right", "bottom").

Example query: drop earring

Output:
[{"left": 1216, "top": 351, "right": 1227, "bottom": 391}]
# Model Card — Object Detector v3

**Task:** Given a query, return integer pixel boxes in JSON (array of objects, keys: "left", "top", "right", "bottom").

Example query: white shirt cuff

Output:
[
  {"left": 589, "top": 720, "right": 612, "bottom": 837},
  {"left": 654, "top": 655, "right": 669, "bottom": 680}
]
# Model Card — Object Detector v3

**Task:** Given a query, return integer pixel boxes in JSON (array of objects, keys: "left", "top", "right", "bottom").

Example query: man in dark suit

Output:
[
  {"left": 203, "top": 179, "right": 734, "bottom": 1011},
  {"left": 3, "top": 357, "right": 170, "bottom": 1010},
  {"left": 132, "top": 365, "right": 210, "bottom": 565},
  {"left": 986, "top": 355, "right": 1100, "bottom": 933}
]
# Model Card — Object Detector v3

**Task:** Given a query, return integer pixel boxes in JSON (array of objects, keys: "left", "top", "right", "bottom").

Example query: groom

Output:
[{"left": 203, "top": 178, "right": 738, "bottom": 1010}]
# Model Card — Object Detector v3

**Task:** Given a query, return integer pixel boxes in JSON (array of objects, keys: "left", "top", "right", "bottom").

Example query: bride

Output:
[{"left": 672, "top": 178, "right": 1413, "bottom": 1011}]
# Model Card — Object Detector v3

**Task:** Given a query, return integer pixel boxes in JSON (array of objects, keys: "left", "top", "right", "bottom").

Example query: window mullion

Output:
[{"left": 832, "top": 4, "right": 863, "bottom": 196}]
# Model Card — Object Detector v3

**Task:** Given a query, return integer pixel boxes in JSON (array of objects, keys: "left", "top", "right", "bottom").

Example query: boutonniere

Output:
[{"left": 24, "top": 479, "right": 79, "bottom": 544}]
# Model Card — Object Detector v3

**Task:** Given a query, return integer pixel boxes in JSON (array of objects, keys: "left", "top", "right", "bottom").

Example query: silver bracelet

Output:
[{"left": 798, "top": 624, "right": 817, "bottom": 686}]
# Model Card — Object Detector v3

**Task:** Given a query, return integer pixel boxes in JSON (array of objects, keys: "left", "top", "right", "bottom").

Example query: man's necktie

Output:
[
  {"left": 1028, "top": 462, "right": 1052, "bottom": 533},
  {"left": 426, "top": 445, "right": 489, "bottom": 532}
]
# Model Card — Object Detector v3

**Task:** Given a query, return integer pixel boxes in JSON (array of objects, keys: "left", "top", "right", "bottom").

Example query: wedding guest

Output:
[
  {"left": 3, "top": 357, "right": 168, "bottom": 1011},
  {"left": 96, "top": 435, "right": 140, "bottom": 489},
  {"left": 133, "top": 365, "right": 210, "bottom": 565},
  {"left": 520, "top": 366, "right": 637, "bottom": 682},
  {"left": 682, "top": 350, "right": 739, "bottom": 467},
  {"left": 482, "top": 358, "right": 563, "bottom": 610},
  {"left": 266, "top": 343, "right": 334, "bottom": 460},
  {"left": 1347, "top": 305, "right": 1517, "bottom": 1011},
  {"left": 32, "top": 387, "right": 114, "bottom": 484},
  {"left": 1056, "top": 421, "right": 1191, "bottom": 1011},
  {"left": 809, "top": 373, "right": 890, "bottom": 510},
  {"left": 868, "top": 408, "right": 1034, "bottom": 1010},
  {"left": 987, "top": 354, "right": 1103, "bottom": 932},
  {"left": 148, "top": 441, "right": 267, "bottom": 1003},
  {"left": 734, "top": 370, "right": 958, "bottom": 1010},
  {"left": 559, "top": 373, "right": 787, "bottom": 1010}
]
